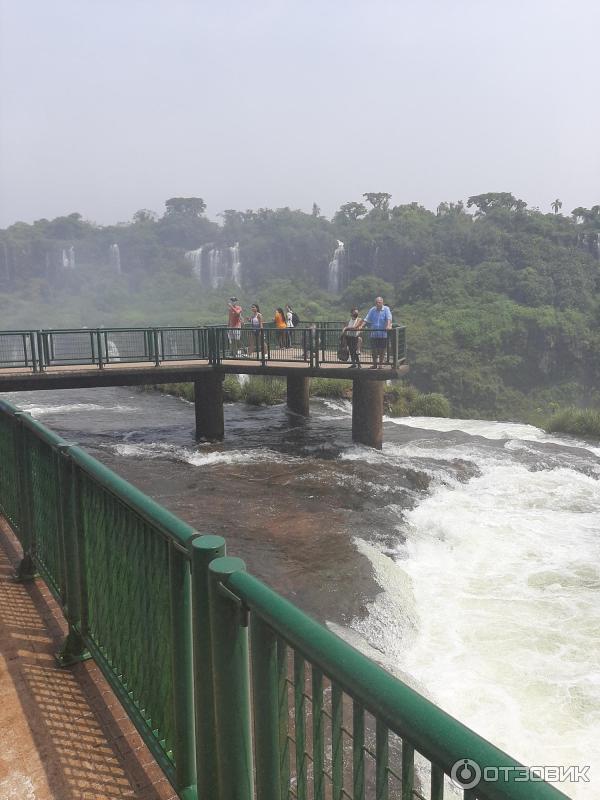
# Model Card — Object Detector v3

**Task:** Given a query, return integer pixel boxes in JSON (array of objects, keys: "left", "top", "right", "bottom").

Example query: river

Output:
[{"left": 3, "top": 385, "right": 598, "bottom": 798}]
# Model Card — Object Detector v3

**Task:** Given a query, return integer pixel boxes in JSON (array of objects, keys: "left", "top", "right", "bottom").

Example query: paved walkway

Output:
[{"left": 0, "top": 518, "right": 176, "bottom": 800}]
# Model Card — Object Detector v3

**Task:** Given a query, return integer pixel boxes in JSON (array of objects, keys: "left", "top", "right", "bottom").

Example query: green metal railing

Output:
[
  {"left": 0, "top": 325, "right": 407, "bottom": 372},
  {"left": 0, "top": 399, "right": 569, "bottom": 800}
]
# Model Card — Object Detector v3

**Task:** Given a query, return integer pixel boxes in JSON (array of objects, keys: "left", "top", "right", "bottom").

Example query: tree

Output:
[
  {"left": 335, "top": 202, "right": 368, "bottom": 222},
  {"left": 133, "top": 209, "right": 158, "bottom": 224},
  {"left": 341, "top": 275, "right": 394, "bottom": 309},
  {"left": 551, "top": 199, "right": 562, "bottom": 215},
  {"left": 437, "top": 201, "right": 465, "bottom": 217},
  {"left": 363, "top": 192, "right": 392, "bottom": 212},
  {"left": 164, "top": 197, "right": 206, "bottom": 218},
  {"left": 466, "top": 193, "right": 524, "bottom": 215},
  {"left": 571, "top": 207, "right": 588, "bottom": 223},
  {"left": 311, "top": 202, "right": 321, "bottom": 217}
]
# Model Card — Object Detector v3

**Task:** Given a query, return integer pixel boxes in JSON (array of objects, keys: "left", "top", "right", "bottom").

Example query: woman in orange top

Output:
[{"left": 274, "top": 307, "right": 287, "bottom": 347}]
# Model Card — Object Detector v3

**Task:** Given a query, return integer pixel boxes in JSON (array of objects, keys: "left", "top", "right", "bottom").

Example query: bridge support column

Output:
[
  {"left": 352, "top": 378, "right": 384, "bottom": 449},
  {"left": 286, "top": 375, "right": 310, "bottom": 416},
  {"left": 194, "top": 374, "right": 224, "bottom": 441}
]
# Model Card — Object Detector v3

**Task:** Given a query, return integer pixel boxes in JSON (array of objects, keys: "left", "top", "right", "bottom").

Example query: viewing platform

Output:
[{"left": 0, "top": 324, "right": 408, "bottom": 448}]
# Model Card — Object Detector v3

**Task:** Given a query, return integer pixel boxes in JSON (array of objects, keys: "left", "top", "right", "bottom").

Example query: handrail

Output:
[
  {"left": 226, "top": 569, "right": 568, "bottom": 800},
  {"left": 0, "top": 324, "right": 407, "bottom": 373},
  {"left": 67, "top": 445, "right": 197, "bottom": 551}
]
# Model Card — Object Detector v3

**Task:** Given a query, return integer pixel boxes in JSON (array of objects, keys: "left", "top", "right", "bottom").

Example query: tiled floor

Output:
[{"left": 0, "top": 518, "right": 177, "bottom": 800}]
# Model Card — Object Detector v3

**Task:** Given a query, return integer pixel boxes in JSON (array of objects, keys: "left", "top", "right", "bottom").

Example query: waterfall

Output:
[
  {"left": 109, "top": 244, "right": 121, "bottom": 273},
  {"left": 208, "top": 249, "right": 224, "bottom": 289},
  {"left": 230, "top": 242, "right": 241, "bottom": 286},
  {"left": 62, "top": 246, "right": 75, "bottom": 269},
  {"left": 184, "top": 244, "right": 241, "bottom": 287},
  {"left": 106, "top": 340, "right": 121, "bottom": 362},
  {"left": 327, "top": 240, "right": 345, "bottom": 294},
  {"left": 185, "top": 247, "right": 204, "bottom": 282}
]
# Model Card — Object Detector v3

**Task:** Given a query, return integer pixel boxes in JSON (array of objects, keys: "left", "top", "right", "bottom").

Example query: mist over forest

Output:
[{"left": 2, "top": 192, "right": 600, "bottom": 420}]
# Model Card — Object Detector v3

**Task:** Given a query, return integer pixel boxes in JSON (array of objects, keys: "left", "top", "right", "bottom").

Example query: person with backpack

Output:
[{"left": 285, "top": 304, "right": 298, "bottom": 346}]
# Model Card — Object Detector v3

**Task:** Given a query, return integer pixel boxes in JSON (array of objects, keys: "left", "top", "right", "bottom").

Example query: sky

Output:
[{"left": 0, "top": 0, "right": 598, "bottom": 228}]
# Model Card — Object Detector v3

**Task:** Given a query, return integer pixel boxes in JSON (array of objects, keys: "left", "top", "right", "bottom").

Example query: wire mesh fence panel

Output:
[
  {"left": 41, "top": 330, "right": 98, "bottom": 365},
  {"left": 264, "top": 328, "right": 312, "bottom": 363},
  {"left": 156, "top": 327, "right": 210, "bottom": 361},
  {"left": 317, "top": 328, "right": 396, "bottom": 368},
  {"left": 0, "top": 411, "right": 20, "bottom": 532},
  {"left": 79, "top": 473, "right": 176, "bottom": 764},
  {"left": 273, "top": 639, "right": 448, "bottom": 800},
  {"left": 24, "top": 430, "right": 63, "bottom": 597},
  {"left": 101, "top": 329, "right": 152, "bottom": 363},
  {"left": 0, "top": 332, "right": 34, "bottom": 368}
]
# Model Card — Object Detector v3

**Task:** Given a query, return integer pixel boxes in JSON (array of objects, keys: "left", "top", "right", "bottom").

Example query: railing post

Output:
[
  {"left": 251, "top": 615, "right": 281, "bottom": 800},
  {"left": 56, "top": 446, "right": 90, "bottom": 666},
  {"left": 29, "top": 330, "right": 38, "bottom": 372},
  {"left": 13, "top": 414, "right": 36, "bottom": 581},
  {"left": 168, "top": 540, "right": 196, "bottom": 795},
  {"left": 36, "top": 331, "right": 45, "bottom": 370},
  {"left": 152, "top": 329, "right": 160, "bottom": 366},
  {"left": 208, "top": 556, "right": 253, "bottom": 800},
  {"left": 96, "top": 330, "right": 104, "bottom": 369},
  {"left": 190, "top": 535, "right": 226, "bottom": 799},
  {"left": 261, "top": 329, "right": 267, "bottom": 366},
  {"left": 392, "top": 327, "right": 399, "bottom": 369},
  {"left": 42, "top": 331, "right": 51, "bottom": 368}
]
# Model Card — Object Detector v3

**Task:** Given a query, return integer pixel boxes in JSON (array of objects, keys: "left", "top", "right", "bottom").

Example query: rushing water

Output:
[{"left": 3, "top": 386, "right": 598, "bottom": 797}]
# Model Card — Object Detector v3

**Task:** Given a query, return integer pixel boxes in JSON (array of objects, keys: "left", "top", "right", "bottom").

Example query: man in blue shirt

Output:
[{"left": 363, "top": 296, "right": 392, "bottom": 369}]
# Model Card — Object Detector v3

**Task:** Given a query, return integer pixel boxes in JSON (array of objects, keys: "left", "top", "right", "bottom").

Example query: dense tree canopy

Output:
[{"left": 1, "top": 191, "right": 599, "bottom": 419}]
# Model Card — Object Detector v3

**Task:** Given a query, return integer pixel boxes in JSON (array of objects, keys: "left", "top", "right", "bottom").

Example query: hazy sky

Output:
[{"left": 1, "top": 0, "right": 598, "bottom": 228}]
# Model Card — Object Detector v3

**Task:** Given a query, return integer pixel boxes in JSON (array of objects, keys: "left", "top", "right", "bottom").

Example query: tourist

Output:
[
  {"left": 343, "top": 307, "right": 363, "bottom": 368},
  {"left": 363, "top": 296, "right": 392, "bottom": 368},
  {"left": 274, "top": 307, "right": 287, "bottom": 347},
  {"left": 248, "top": 303, "right": 263, "bottom": 356},
  {"left": 227, "top": 297, "right": 243, "bottom": 357},
  {"left": 285, "top": 304, "right": 294, "bottom": 346}
]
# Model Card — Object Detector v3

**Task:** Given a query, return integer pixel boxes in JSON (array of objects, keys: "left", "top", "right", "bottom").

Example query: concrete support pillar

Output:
[
  {"left": 194, "top": 373, "right": 224, "bottom": 441},
  {"left": 286, "top": 374, "right": 310, "bottom": 416},
  {"left": 352, "top": 378, "right": 384, "bottom": 449}
]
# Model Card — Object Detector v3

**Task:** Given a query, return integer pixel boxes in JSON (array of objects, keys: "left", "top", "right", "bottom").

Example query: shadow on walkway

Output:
[{"left": 0, "top": 518, "right": 176, "bottom": 800}]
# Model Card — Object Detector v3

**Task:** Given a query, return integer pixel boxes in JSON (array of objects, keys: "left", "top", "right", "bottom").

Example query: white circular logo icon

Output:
[{"left": 451, "top": 758, "right": 482, "bottom": 790}]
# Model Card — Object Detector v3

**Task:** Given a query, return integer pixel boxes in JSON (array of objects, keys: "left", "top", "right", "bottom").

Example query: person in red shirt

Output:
[{"left": 227, "top": 297, "right": 243, "bottom": 356}]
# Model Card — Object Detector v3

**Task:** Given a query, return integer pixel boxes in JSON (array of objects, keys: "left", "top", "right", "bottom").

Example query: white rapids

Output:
[{"left": 343, "top": 416, "right": 600, "bottom": 798}]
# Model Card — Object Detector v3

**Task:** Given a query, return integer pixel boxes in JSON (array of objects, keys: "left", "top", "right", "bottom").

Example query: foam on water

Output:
[
  {"left": 350, "top": 456, "right": 600, "bottom": 797},
  {"left": 111, "top": 441, "right": 296, "bottom": 467},
  {"left": 391, "top": 415, "right": 600, "bottom": 457},
  {"left": 18, "top": 402, "right": 140, "bottom": 417}
]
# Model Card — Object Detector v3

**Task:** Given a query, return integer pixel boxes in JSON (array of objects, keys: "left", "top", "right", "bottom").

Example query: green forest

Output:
[{"left": 2, "top": 192, "right": 600, "bottom": 421}]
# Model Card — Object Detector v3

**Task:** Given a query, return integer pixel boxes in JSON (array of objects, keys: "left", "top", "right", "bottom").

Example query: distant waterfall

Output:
[
  {"left": 62, "top": 246, "right": 75, "bottom": 269},
  {"left": 107, "top": 340, "right": 121, "bottom": 362},
  {"left": 327, "top": 240, "right": 345, "bottom": 294},
  {"left": 208, "top": 249, "right": 222, "bottom": 289},
  {"left": 109, "top": 243, "right": 121, "bottom": 273},
  {"left": 184, "top": 244, "right": 242, "bottom": 288},
  {"left": 185, "top": 247, "right": 204, "bottom": 282},
  {"left": 230, "top": 242, "right": 241, "bottom": 286}
]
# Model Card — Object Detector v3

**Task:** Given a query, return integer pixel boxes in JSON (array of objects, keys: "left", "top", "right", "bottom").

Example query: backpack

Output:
[{"left": 291, "top": 311, "right": 300, "bottom": 327}]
